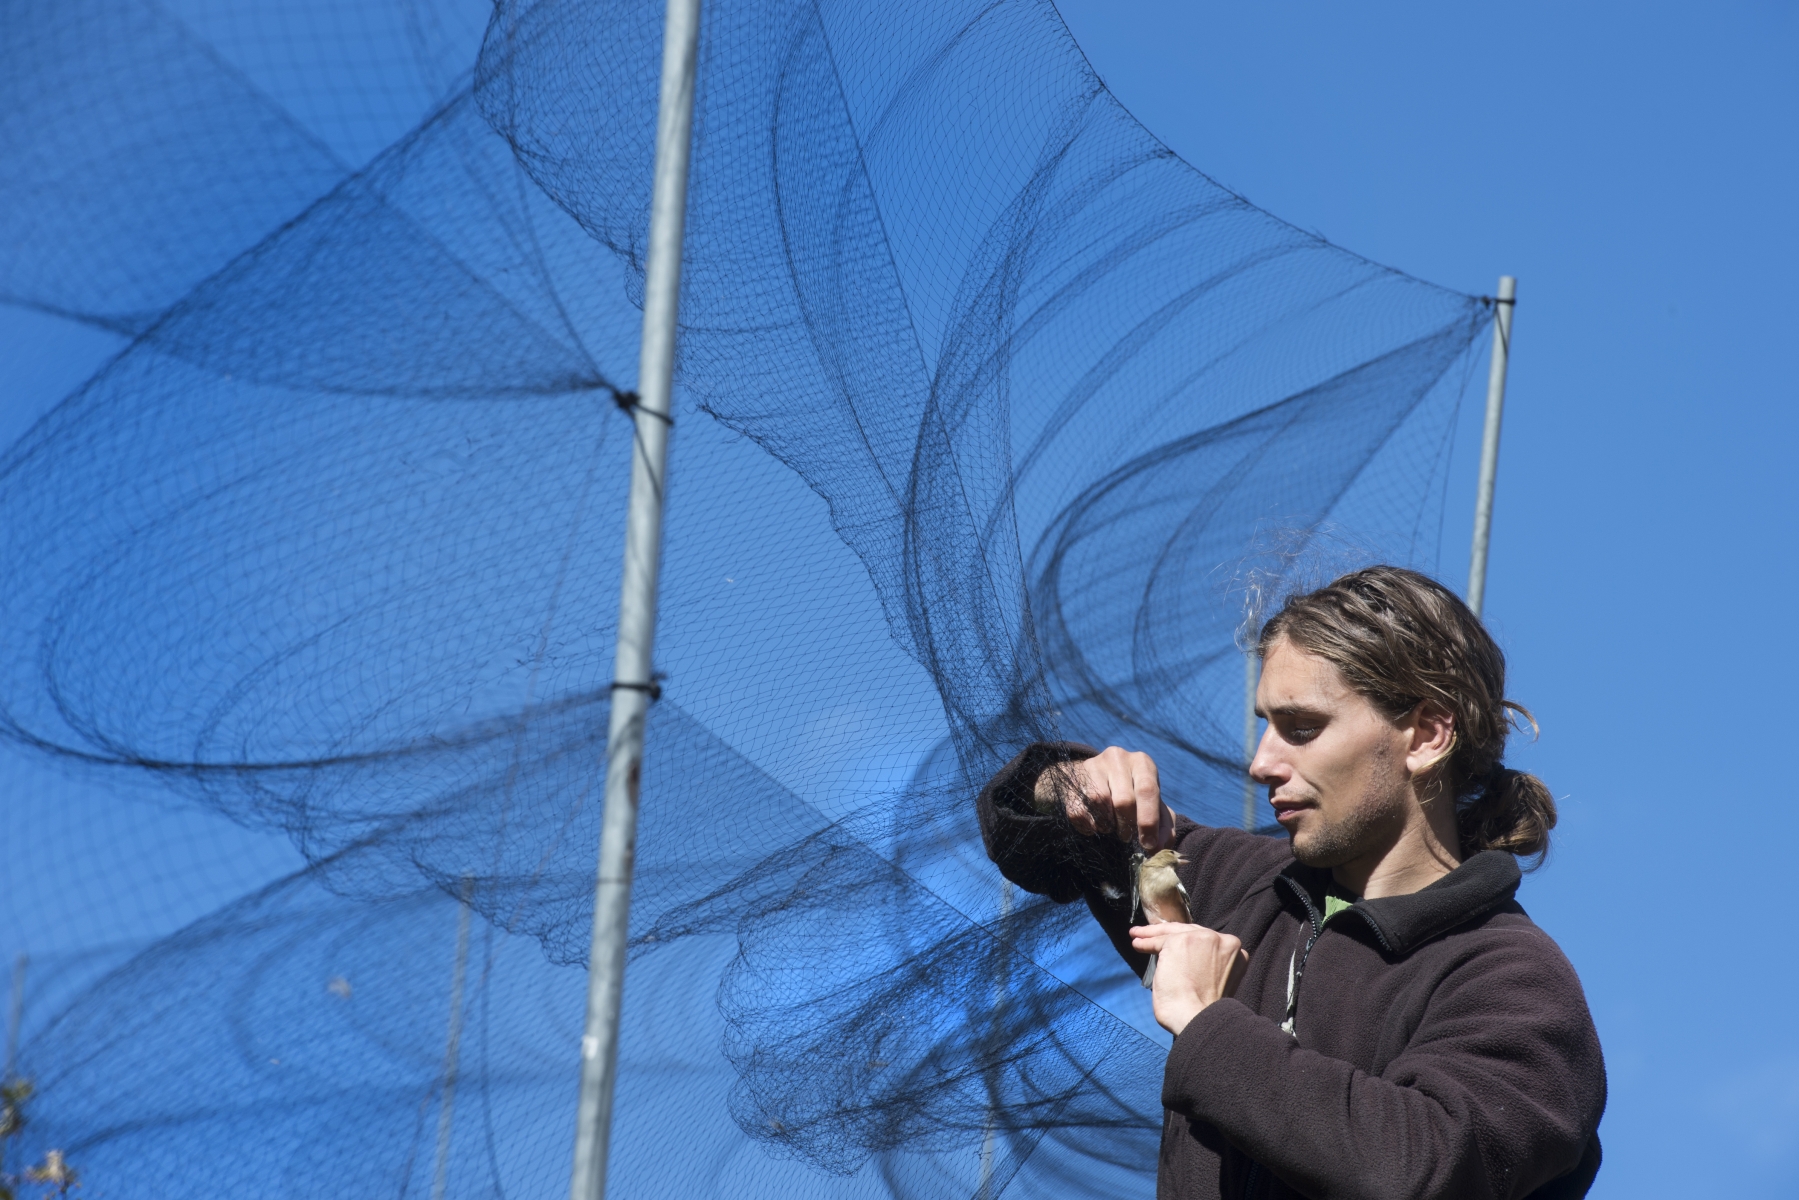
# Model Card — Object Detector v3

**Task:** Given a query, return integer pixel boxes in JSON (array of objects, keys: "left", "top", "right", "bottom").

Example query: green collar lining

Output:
[{"left": 1322, "top": 891, "right": 1356, "bottom": 923}]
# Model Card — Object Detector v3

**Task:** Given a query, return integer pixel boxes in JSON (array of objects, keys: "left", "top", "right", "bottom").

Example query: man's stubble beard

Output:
[{"left": 1287, "top": 779, "right": 1410, "bottom": 871}]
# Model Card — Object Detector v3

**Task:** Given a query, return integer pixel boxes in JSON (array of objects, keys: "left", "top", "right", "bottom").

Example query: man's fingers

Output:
[
  {"left": 1129, "top": 751, "right": 1163, "bottom": 848},
  {"left": 1039, "top": 762, "right": 1094, "bottom": 833},
  {"left": 1131, "top": 921, "right": 1202, "bottom": 949},
  {"left": 1048, "top": 747, "right": 1172, "bottom": 846},
  {"left": 1063, "top": 788, "right": 1096, "bottom": 835},
  {"left": 1061, "top": 761, "right": 1103, "bottom": 834},
  {"left": 1093, "top": 747, "right": 1148, "bottom": 843},
  {"left": 1094, "top": 752, "right": 1134, "bottom": 839}
]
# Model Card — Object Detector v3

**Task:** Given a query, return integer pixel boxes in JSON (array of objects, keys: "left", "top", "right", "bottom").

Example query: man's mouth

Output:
[{"left": 1270, "top": 799, "right": 1312, "bottom": 825}]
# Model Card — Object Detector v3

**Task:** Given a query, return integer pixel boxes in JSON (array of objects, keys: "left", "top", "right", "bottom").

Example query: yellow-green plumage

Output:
[
  {"left": 1135, "top": 849, "right": 1190, "bottom": 990},
  {"left": 1137, "top": 849, "right": 1190, "bottom": 924}
]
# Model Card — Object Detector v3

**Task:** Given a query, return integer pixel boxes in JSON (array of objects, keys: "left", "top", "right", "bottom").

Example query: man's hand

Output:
[
  {"left": 1129, "top": 922, "right": 1248, "bottom": 1035},
  {"left": 1032, "top": 746, "right": 1175, "bottom": 850}
]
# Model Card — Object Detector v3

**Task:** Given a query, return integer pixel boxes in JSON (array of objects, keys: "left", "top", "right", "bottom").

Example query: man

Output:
[{"left": 977, "top": 566, "right": 1604, "bottom": 1199}]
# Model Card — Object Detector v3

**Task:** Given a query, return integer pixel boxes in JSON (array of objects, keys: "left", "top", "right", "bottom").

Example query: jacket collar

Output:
[{"left": 1275, "top": 850, "right": 1522, "bottom": 955}]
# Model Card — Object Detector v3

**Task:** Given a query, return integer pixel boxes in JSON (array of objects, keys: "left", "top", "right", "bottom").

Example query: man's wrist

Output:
[
  {"left": 1164, "top": 999, "right": 1203, "bottom": 1037},
  {"left": 1168, "top": 994, "right": 1240, "bottom": 1044},
  {"left": 1029, "top": 763, "right": 1065, "bottom": 814},
  {"left": 1006, "top": 742, "right": 1094, "bottom": 815}
]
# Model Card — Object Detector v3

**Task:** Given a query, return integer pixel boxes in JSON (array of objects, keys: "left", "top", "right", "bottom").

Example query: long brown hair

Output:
[{"left": 1256, "top": 565, "right": 1556, "bottom": 865}]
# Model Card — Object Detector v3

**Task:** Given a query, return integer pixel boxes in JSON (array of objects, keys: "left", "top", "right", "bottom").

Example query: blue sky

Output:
[
  {"left": 1050, "top": 1, "right": 1799, "bottom": 1193},
  {"left": 3, "top": 1, "right": 1796, "bottom": 1196}
]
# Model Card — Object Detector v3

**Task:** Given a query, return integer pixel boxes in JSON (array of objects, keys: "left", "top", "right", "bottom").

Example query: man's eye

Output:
[{"left": 1288, "top": 726, "right": 1319, "bottom": 742}]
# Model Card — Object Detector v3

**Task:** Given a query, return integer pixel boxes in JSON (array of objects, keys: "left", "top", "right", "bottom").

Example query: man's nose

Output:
[{"left": 1247, "top": 725, "right": 1285, "bottom": 785}]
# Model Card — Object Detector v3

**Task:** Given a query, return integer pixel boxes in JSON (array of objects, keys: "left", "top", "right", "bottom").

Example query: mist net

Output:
[{"left": 0, "top": 0, "right": 1498, "bottom": 1196}]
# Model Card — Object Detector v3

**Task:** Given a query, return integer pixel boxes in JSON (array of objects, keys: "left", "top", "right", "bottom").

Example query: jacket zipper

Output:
[
  {"left": 1242, "top": 882, "right": 1331, "bottom": 1199},
  {"left": 1278, "top": 882, "right": 1327, "bottom": 1038}
]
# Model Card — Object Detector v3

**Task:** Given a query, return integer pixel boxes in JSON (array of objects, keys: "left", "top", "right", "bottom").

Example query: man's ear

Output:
[{"left": 1404, "top": 701, "right": 1456, "bottom": 777}]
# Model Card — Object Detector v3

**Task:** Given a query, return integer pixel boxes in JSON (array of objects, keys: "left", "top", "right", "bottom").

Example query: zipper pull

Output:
[{"left": 1279, "top": 948, "right": 1297, "bottom": 1037}]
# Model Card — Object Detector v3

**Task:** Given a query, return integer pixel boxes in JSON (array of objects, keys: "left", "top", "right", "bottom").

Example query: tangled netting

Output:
[{"left": 0, "top": 0, "right": 1499, "bottom": 1195}]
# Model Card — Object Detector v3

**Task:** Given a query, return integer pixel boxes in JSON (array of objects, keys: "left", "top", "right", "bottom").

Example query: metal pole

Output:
[
  {"left": 976, "top": 881, "right": 1014, "bottom": 1199},
  {"left": 1466, "top": 276, "right": 1516, "bottom": 619},
  {"left": 1240, "top": 651, "right": 1260, "bottom": 830},
  {"left": 431, "top": 880, "right": 474, "bottom": 1200},
  {"left": 5, "top": 953, "right": 25, "bottom": 1080},
  {"left": 568, "top": 0, "right": 701, "bottom": 1196}
]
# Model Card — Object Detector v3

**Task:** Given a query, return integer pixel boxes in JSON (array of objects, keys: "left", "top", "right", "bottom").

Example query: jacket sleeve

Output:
[
  {"left": 975, "top": 741, "right": 1104, "bottom": 903},
  {"left": 1161, "top": 933, "right": 1606, "bottom": 1200},
  {"left": 976, "top": 742, "right": 1199, "bottom": 974}
]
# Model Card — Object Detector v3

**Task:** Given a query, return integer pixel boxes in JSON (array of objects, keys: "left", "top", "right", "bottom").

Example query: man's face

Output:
[{"left": 1250, "top": 637, "right": 1415, "bottom": 869}]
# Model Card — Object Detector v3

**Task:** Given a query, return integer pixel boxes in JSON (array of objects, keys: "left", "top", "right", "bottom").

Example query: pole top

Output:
[{"left": 1496, "top": 275, "right": 1517, "bottom": 303}]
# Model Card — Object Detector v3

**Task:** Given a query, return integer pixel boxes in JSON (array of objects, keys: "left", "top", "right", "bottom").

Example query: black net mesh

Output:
[{"left": 0, "top": 0, "right": 1496, "bottom": 1195}]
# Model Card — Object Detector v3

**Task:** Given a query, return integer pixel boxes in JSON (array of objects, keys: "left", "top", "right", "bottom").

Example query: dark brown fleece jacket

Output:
[{"left": 977, "top": 744, "right": 1606, "bottom": 1200}]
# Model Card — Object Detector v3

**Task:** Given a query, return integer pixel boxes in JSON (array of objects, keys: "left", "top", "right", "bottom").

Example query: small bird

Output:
[
  {"left": 1134, "top": 849, "right": 1191, "bottom": 989},
  {"left": 1137, "top": 849, "right": 1191, "bottom": 924}
]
